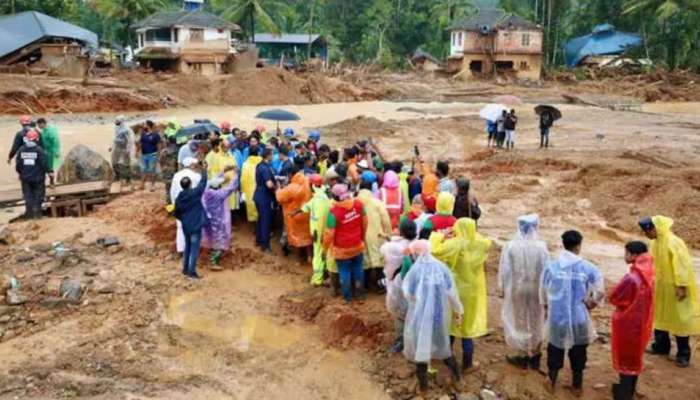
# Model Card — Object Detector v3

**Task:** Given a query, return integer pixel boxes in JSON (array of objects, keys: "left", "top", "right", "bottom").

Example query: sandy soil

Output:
[{"left": 0, "top": 75, "right": 699, "bottom": 399}]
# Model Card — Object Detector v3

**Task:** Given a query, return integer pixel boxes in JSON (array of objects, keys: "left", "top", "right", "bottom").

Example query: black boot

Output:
[
  {"left": 330, "top": 273, "right": 341, "bottom": 297},
  {"left": 572, "top": 370, "right": 583, "bottom": 389},
  {"left": 612, "top": 383, "right": 631, "bottom": 400},
  {"left": 506, "top": 355, "right": 528, "bottom": 369},
  {"left": 416, "top": 363, "right": 429, "bottom": 392},
  {"left": 548, "top": 369, "right": 559, "bottom": 385},
  {"left": 444, "top": 356, "right": 461, "bottom": 381},
  {"left": 528, "top": 354, "right": 542, "bottom": 371}
]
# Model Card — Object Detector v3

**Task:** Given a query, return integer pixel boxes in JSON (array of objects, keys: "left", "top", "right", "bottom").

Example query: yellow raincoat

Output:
[
  {"left": 206, "top": 150, "right": 238, "bottom": 209},
  {"left": 399, "top": 171, "right": 411, "bottom": 214},
  {"left": 650, "top": 216, "right": 700, "bottom": 336},
  {"left": 241, "top": 155, "right": 262, "bottom": 222},
  {"left": 431, "top": 218, "right": 492, "bottom": 338},
  {"left": 357, "top": 189, "right": 392, "bottom": 270},
  {"left": 302, "top": 185, "right": 331, "bottom": 285}
]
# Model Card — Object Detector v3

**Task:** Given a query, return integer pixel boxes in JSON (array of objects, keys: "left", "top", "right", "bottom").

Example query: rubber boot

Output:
[
  {"left": 572, "top": 370, "right": 583, "bottom": 389},
  {"left": 506, "top": 355, "right": 528, "bottom": 369},
  {"left": 528, "top": 354, "right": 542, "bottom": 371},
  {"left": 612, "top": 384, "right": 630, "bottom": 400},
  {"left": 548, "top": 369, "right": 559, "bottom": 386},
  {"left": 444, "top": 356, "right": 461, "bottom": 381},
  {"left": 330, "top": 273, "right": 341, "bottom": 297},
  {"left": 416, "top": 363, "right": 429, "bottom": 392}
]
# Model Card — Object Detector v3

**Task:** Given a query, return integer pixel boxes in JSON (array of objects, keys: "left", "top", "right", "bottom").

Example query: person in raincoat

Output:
[
  {"left": 36, "top": 118, "right": 61, "bottom": 185},
  {"left": 419, "top": 160, "right": 438, "bottom": 213},
  {"left": 276, "top": 167, "right": 313, "bottom": 253},
  {"left": 402, "top": 195, "right": 433, "bottom": 239},
  {"left": 201, "top": 168, "right": 238, "bottom": 268},
  {"left": 609, "top": 241, "right": 655, "bottom": 400},
  {"left": 254, "top": 148, "right": 277, "bottom": 253},
  {"left": 241, "top": 149, "right": 263, "bottom": 222},
  {"left": 402, "top": 239, "right": 464, "bottom": 393},
  {"left": 640, "top": 216, "right": 700, "bottom": 367},
  {"left": 430, "top": 218, "right": 491, "bottom": 372},
  {"left": 540, "top": 230, "right": 604, "bottom": 396},
  {"left": 298, "top": 174, "right": 331, "bottom": 286},
  {"left": 230, "top": 136, "right": 250, "bottom": 170},
  {"left": 380, "top": 170, "right": 403, "bottom": 231},
  {"left": 110, "top": 116, "right": 135, "bottom": 192},
  {"left": 398, "top": 166, "right": 411, "bottom": 214},
  {"left": 422, "top": 192, "right": 457, "bottom": 235},
  {"left": 498, "top": 214, "right": 550, "bottom": 370},
  {"left": 323, "top": 183, "right": 367, "bottom": 302},
  {"left": 164, "top": 118, "right": 184, "bottom": 145},
  {"left": 357, "top": 178, "right": 392, "bottom": 293},
  {"left": 206, "top": 139, "right": 238, "bottom": 211},
  {"left": 381, "top": 218, "right": 417, "bottom": 353}
]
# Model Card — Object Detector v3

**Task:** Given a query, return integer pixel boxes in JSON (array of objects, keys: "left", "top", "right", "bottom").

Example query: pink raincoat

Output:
[{"left": 201, "top": 177, "right": 238, "bottom": 251}]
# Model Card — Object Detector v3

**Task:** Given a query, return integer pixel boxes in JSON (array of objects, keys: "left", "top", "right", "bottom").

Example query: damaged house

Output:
[
  {"left": 133, "top": 0, "right": 241, "bottom": 75},
  {"left": 447, "top": 8, "right": 542, "bottom": 80},
  {"left": 0, "top": 11, "right": 98, "bottom": 78}
]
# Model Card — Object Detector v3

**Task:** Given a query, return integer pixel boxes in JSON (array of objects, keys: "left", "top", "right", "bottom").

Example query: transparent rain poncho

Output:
[
  {"left": 498, "top": 214, "right": 550, "bottom": 353},
  {"left": 402, "top": 241, "right": 463, "bottom": 363},
  {"left": 380, "top": 237, "right": 411, "bottom": 317},
  {"left": 540, "top": 250, "right": 605, "bottom": 350}
]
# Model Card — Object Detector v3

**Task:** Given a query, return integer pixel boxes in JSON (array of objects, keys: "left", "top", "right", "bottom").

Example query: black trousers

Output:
[
  {"left": 547, "top": 343, "right": 587, "bottom": 387},
  {"left": 653, "top": 329, "right": 691, "bottom": 361},
  {"left": 614, "top": 374, "right": 638, "bottom": 400},
  {"left": 21, "top": 180, "right": 45, "bottom": 218}
]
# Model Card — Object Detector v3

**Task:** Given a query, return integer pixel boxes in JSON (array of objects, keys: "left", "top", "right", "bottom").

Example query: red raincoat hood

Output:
[{"left": 631, "top": 253, "right": 654, "bottom": 287}]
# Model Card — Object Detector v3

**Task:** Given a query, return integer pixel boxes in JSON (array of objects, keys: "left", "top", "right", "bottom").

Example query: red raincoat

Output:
[{"left": 609, "top": 253, "right": 655, "bottom": 375}]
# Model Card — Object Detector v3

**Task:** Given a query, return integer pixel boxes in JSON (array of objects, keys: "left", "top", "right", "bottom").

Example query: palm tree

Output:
[
  {"left": 214, "top": 0, "right": 282, "bottom": 39},
  {"left": 89, "top": 0, "right": 169, "bottom": 45},
  {"left": 624, "top": 0, "right": 700, "bottom": 21}
]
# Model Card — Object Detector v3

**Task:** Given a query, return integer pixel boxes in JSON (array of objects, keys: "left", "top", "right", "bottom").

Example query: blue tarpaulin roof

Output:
[
  {"left": 0, "top": 11, "right": 98, "bottom": 60},
  {"left": 563, "top": 24, "right": 642, "bottom": 68}
]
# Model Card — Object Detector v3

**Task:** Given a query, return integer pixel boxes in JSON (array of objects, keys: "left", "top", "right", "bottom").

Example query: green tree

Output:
[
  {"left": 213, "top": 0, "right": 283, "bottom": 38},
  {"left": 89, "top": 0, "right": 169, "bottom": 45}
]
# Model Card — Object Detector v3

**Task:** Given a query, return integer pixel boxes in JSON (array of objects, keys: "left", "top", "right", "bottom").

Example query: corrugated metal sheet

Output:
[
  {"left": 134, "top": 10, "right": 240, "bottom": 31},
  {"left": 253, "top": 33, "right": 322, "bottom": 45},
  {"left": 0, "top": 11, "right": 98, "bottom": 59},
  {"left": 448, "top": 8, "right": 539, "bottom": 32},
  {"left": 564, "top": 24, "right": 642, "bottom": 68}
]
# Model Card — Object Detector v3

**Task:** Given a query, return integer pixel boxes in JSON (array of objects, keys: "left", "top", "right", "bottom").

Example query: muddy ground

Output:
[{"left": 0, "top": 71, "right": 699, "bottom": 399}]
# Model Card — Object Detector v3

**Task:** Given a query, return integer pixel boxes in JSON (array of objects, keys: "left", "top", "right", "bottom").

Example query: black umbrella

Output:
[
  {"left": 255, "top": 109, "right": 301, "bottom": 129},
  {"left": 175, "top": 122, "right": 221, "bottom": 139},
  {"left": 535, "top": 105, "right": 562, "bottom": 121}
]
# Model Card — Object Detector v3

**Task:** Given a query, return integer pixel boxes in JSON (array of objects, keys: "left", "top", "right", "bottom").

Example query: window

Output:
[
  {"left": 458, "top": 32, "right": 463, "bottom": 46},
  {"left": 520, "top": 61, "right": 529, "bottom": 69},
  {"left": 173, "top": 28, "right": 179, "bottom": 43},
  {"left": 521, "top": 33, "right": 530, "bottom": 47},
  {"left": 138, "top": 34, "right": 144, "bottom": 48},
  {"left": 452, "top": 33, "right": 456, "bottom": 46},
  {"left": 145, "top": 28, "right": 171, "bottom": 42},
  {"left": 190, "top": 28, "right": 204, "bottom": 42}
]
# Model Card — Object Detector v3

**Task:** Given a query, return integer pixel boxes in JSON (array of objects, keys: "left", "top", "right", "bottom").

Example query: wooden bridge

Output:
[{"left": 0, "top": 181, "right": 112, "bottom": 217}]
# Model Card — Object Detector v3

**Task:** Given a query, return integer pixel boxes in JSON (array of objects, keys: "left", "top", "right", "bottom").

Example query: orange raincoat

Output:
[{"left": 276, "top": 172, "right": 313, "bottom": 247}]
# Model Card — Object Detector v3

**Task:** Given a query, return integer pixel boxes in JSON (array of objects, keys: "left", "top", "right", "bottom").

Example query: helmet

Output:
[
  {"left": 361, "top": 170, "right": 376, "bottom": 184},
  {"left": 25, "top": 130, "right": 39, "bottom": 141},
  {"left": 309, "top": 174, "right": 323, "bottom": 186},
  {"left": 308, "top": 130, "right": 321, "bottom": 142},
  {"left": 283, "top": 128, "right": 295, "bottom": 138},
  {"left": 220, "top": 121, "right": 232, "bottom": 130},
  {"left": 19, "top": 115, "right": 32, "bottom": 125}
]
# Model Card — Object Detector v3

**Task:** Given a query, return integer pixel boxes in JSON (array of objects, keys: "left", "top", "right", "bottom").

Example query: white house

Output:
[{"left": 133, "top": 1, "right": 241, "bottom": 75}]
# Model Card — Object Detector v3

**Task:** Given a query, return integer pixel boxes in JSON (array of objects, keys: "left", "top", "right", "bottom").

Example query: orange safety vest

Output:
[{"left": 381, "top": 187, "right": 402, "bottom": 229}]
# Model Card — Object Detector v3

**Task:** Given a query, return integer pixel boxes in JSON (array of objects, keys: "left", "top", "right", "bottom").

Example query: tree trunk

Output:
[
  {"left": 250, "top": 6, "right": 255, "bottom": 40},
  {"left": 308, "top": 3, "right": 314, "bottom": 60}
]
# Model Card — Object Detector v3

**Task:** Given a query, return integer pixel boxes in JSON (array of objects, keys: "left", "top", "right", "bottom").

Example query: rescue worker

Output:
[
  {"left": 609, "top": 241, "right": 655, "bottom": 400},
  {"left": 299, "top": 174, "right": 331, "bottom": 286},
  {"left": 164, "top": 118, "right": 184, "bottom": 145},
  {"left": 160, "top": 135, "right": 180, "bottom": 203},
  {"left": 498, "top": 214, "right": 550, "bottom": 370},
  {"left": 380, "top": 170, "right": 403, "bottom": 231},
  {"left": 15, "top": 130, "right": 47, "bottom": 219},
  {"left": 640, "top": 216, "right": 700, "bottom": 367},
  {"left": 253, "top": 148, "right": 277, "bottom": 253},
  {"left": 110, "top": 116, "right": 135, "bottom": 192},
  {"left": 431, "top": 218, "right": 492, "bottom": 373},
  {"left": 276, "top": 166, "right": 313, "bottom": 257},
  {"left": 540, "top": 230, "right": 605, "bottom": 396},
  {"left": 7, "top": 115, "right": 37, "bottom": 164},
  {"left": 357, "top": 177, "right": 392, "bottom": 293},
  {"left": 36, "top": 118, "right": 61, "bottom": 185}
]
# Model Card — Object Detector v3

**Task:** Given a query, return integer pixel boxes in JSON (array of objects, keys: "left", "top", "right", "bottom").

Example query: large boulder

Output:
[{"left": 58, "top": 145, "right": 113, "bottom": 184}]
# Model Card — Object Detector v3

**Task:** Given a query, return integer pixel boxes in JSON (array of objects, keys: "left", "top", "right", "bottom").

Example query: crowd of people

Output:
[
  {"left": 7, "top": 114, "right": 698, "bottom": 400},
  {"left": 485, "top": 108, "right": 555, "bottom": 149}
]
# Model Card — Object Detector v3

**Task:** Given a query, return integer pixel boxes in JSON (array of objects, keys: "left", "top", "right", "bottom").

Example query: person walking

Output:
[
  {"left": 422, "top": 192, "right": 457, "bottom": 235},
  {"left": 430, "top": 218, "right": 492, "bottom": 373},
  {"left": 36, "top": 118, "right": 61, "bottom": 186},
  {"left": 357, "top": 177, "right": 392, "bottom": 293},
  {"left": 402, "top": 239, "right": 464, "bottom": 393},
  {"left": 15, "top": 130, "right": 47, "bottom": 219},
  {"left": 452, "top": 177, "right": 481, "bottom": 222},
  {"left": 540, "top": 110, "right": 554, "bottom": 148},
  {"left": 110, "top": 116, "right": 134, "bottom": 192},
  {"left": 505, "top": 109, "right": 518, "bottom": 150},
  {"left": 323, "top": 183, "right": 368, "bottom": 302},
  {"left": 7, "top": 115, "right": 37, "bottom": 165},
  {"left": 380, "top": 170, "right": 403, "bottom": 231},
  {"left": 540, "top": 230, "right": 605, "bottom": 396},
  {"left": 138, "top": 120, "right": 162, "bottom": 191},
  {"left": 174, "top": 171, "right": 208, "bottom": 279},
  {"left": 253, "top": 148, "right": 277, "bottom": 253},
  {"left": 639, "top": 216, "right": 700, "bottom": 367},
  {"left": 609, "top": 241, "right": 655, "bottom": 400},
  {"left": 495, "top": 110, "right": 507, "bottom": 149},
  {"left": 498, "top": 214, "right": 550, "bottom": 370}
]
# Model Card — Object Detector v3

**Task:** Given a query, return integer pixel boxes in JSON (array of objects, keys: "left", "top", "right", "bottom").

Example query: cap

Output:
[
  {"left": 25, "top": 130, "right": 39, "bottom": 141},
  {"left": 19, "top": 115, "right": 32, "bottom": 125},
  {"left": 284, "top": 128, "right": 295, "bottom": 137},
  {"left": 308, "top": 130, "right": 321, "bottom": 141},
  {"left": 361, "top": 170, "right": 376, "bottom": 184},
  {"left": 638, "top": 217, "right": 654, "bottom": 231},
  {"left": 182, "top": 157, "right": 198, "bottom": 168},
  {"left": 309, "top": 174, "right": 323, "bottom": 186},
  {"left": 357, "top": 159, "right": 369, "bottom": 169},
  {"left": 220, "top": 121, "right": 232, "bottom": 130}
]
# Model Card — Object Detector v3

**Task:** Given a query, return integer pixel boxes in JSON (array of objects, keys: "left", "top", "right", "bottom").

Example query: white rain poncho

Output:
[
  {"left": 380, "top": 237, "right": 411, "bottom": 317},
  {"left": 540, "top": 250, "right": 605, "bottom": 350},
  {"left": 498, "top": 214, "right": 550, "bottom": 354},
  {"left": 402, "top": 241, "right": 464, "bottom": 363}
]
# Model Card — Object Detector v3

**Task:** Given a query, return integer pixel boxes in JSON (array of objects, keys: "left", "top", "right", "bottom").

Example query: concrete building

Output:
[
  {"left": 447, "top": 8, "right": 542, "bottom": 80},
  {"left": 133, "top": 0, "right": 241, "bottom": 75},
  {"left": 253, "top": 33, "right": 328, "bottom": 67}
]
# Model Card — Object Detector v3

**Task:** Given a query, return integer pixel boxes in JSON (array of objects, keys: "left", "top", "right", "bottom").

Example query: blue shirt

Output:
[
  {"left": 254, "top": 161, "right": 275, "bottom": 202},
  {"left": 140, "top": 132, "right": 161, "bottom": 155},
  {"left": 174, "top": 172, "right": 208, "bottom": 235},
  {"left": 231, "top": 147, "right": 249, "bottom": 170}
]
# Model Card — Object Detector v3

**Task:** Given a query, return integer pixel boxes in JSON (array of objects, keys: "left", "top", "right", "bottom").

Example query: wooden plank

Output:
[{"left": 0, "top": 181, "right": 110, "bottom": 207}]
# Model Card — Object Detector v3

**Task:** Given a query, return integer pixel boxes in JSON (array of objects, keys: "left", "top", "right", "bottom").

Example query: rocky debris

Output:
[
  {"left": 480, "top": 389, "right": 498, "bottom": 400},
  {"left": 458, "top": 393, "right": 479, "bottom": 400},
  {"left": 58, "top": 145, "right": 113, "bottom": 184},
  {"left": 0, "top": 225, "right": 15, "bottom": 245},
  {"left": 97, "top": 237, "right": 120, "bottom": 248},
  {"left": 59, "top": 279, "right": 83, "bottom": 302}
]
